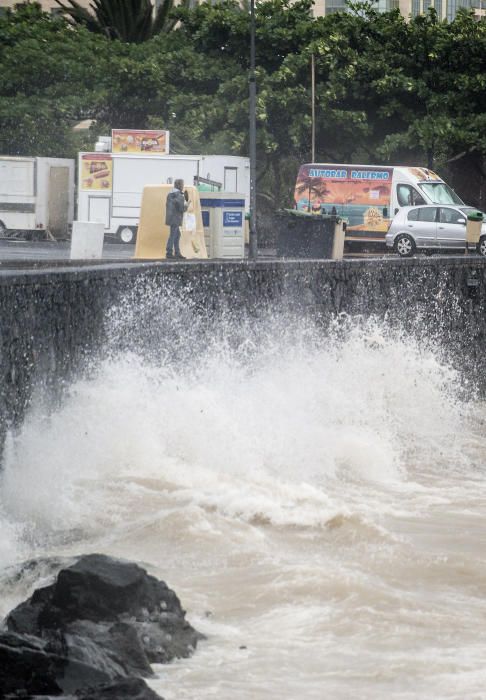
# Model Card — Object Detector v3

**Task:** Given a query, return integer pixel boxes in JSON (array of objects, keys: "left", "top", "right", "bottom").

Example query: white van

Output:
[{"left": 293, "top": 163, "right": 464, "bottom": 247}]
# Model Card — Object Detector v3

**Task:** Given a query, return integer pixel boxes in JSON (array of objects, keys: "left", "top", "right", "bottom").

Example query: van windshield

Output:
[{"left": 418, "top": 182, "right": 464, "bottom": 205}]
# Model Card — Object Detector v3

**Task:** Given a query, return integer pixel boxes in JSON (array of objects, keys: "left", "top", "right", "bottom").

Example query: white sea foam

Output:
[{"left": 0, "top": 319, "right": 465, "bottom": 542}]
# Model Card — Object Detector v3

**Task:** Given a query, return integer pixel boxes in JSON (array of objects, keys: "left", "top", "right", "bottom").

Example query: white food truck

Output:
[
  {"left": 78, "top": 130, "right": 250, "bottom": 244},
  {"left": 294, "top": 163, "right": 464, "bottom": 246},
  {"left": 0, "top": 156, "right": 75, "bottom": 239}
]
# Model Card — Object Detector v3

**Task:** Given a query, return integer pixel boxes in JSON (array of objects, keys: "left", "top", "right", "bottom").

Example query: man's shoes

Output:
[{"left": 166, "top": 252, "right": 185, "bottom": 260}]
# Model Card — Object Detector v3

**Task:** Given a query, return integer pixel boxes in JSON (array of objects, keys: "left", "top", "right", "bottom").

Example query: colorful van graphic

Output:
[{"left": 294, "top": 163, "right": 463, "bottom": 243}]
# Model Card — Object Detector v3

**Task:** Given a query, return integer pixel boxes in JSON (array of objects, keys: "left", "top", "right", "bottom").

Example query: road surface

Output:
[
  {"left": 0, "top": 240, "right": 135, "bottom": 262},
  {"left": 0, "top": 239, "right": 404, "bottom": 263}
]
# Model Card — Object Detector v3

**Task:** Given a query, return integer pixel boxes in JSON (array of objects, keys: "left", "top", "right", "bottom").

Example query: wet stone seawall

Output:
[{"left": 0, "top": 256, "right": 485, "bottom": 452}]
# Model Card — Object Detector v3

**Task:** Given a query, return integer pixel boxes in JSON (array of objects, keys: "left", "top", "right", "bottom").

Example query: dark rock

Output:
[
  {"left": 5, "top": 677, "right": 163, "bottom": 700},
  {"left": 50, "top": 554, "right": 181, "bottom": 623},
  {"left": 0, "top": 631, "right": 63, "bottom": 696},
  {"left": 0, "top": 630, "right": 117, "bottom": 697},
  {"left": 7, "top": 553, "right": 202, "bottom": 668},
  {"left": 62, "top": 619, "right": 151, "bottom": 678},
  {"left": 74, "top": 677, "right": 164, "bottom": 700},
  {"left": 2, "top": 554, "right": 202, "bottom": 699}
]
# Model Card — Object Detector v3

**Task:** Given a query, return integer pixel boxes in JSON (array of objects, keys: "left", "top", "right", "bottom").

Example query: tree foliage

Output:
[{"left": 2, "top": 0, "right": 486, "bottom": 210}]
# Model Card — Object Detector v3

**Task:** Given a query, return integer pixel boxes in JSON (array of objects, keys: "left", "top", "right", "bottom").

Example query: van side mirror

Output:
[
  {"left": 458, "top": 218, "right": 466, "bottom": 225},
  {"left": 394, "top": 208, "right": 399, "bottom": 215}
]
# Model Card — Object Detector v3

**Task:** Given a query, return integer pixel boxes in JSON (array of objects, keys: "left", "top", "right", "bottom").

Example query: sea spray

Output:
[{"left": 0, "top": 307, "right": 468, "bottom": 553}]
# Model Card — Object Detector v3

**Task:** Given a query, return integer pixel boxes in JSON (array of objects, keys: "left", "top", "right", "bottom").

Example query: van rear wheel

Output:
[{"left": 394, "top": 233, "right": 415, "bottom": 258}]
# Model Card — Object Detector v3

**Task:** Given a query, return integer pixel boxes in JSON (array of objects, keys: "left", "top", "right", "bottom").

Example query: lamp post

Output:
[
  {"left": 249, "top": 0, "right": 258, "bottom": 259},
  {"left": 311, "top": 52, "right": 316, "bottom": 162}
]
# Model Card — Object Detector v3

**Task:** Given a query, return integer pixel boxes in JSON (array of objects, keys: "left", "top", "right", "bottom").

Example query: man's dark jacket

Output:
[{"left": 165, "top": 189, "right": 185, "bottom": 226}]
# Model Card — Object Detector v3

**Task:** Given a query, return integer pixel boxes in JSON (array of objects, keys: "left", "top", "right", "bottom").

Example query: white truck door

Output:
[
  {"left": 88, "top": 196, "right": 111, "bottom": 228},
  {"left": 224, "top": 167, "right": 238, "bottom": 192},
  {"left": 48, "top": 166, "right": 70, "bottom": 237},
  {"left": 0, "top": 158, "right": 36, "bottom": 231}
]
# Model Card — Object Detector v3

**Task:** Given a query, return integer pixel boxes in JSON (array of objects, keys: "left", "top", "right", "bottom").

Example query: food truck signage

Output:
[
  {"left": 350, "top": 170, "right": 390, "bottom": 180},
  {"left": 308, "top": 168, "right": 390, "bottom": 180},
  {"left": 111, "top": 129, "right": 169, "bottom": 155},
  {"left": 309, "top": 168, "right": 347, "bottom": 179},
  {"left": 81, "top": 153, "right": 112, "bottom": 190}
]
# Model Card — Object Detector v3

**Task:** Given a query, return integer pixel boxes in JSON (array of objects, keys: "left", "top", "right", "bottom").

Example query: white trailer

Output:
[
  {"left": 77, "top": 152, "right": 250, "bottom": 244},
  {"left": 0, "top": 156, "right": 75, "bottom": 239}
]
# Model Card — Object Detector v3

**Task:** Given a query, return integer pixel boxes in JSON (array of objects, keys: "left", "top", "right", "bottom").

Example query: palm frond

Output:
[{"left": 55, "top": 0, "right": 182, "bottom": 42}]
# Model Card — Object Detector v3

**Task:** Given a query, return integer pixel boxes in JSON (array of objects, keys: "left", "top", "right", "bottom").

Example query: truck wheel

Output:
[
  {"left": 0, "top": 220, "right": 6, "bottom": 236},
  {"left": 117, "top": 226, "right": 137, "bottom": 244}
]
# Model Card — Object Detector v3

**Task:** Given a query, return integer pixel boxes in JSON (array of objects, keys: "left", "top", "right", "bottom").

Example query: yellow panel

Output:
[{"left": 134, "top": 184, "right": 208, "bottom": 260}]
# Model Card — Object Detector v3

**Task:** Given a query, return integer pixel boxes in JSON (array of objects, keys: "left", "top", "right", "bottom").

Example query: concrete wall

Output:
[{"left": 0, "top": 256, "right": 485, "bottom": 450}]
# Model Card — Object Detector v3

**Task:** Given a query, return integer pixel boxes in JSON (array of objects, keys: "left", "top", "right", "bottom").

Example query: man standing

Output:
[{"left": 165, "top": 179, "right": 189, "bottom": 259}]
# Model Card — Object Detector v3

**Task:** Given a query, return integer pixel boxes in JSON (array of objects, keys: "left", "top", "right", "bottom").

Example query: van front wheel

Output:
[
  {"left": 394, "top": 233, "right": 415, "bottom": 258},
  {"left": 478, "top": 237, "right": 486, "bottom": 257}
]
